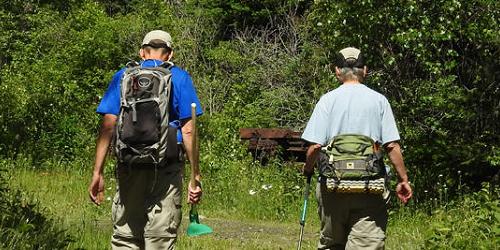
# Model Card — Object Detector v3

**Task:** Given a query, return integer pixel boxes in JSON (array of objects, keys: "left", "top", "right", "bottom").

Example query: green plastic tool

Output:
[{"left": 186, "top": 103, "right": 213, "bottom": 237}]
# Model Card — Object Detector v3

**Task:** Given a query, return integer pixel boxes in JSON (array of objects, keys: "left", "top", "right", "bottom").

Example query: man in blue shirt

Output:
[
  {"left": 302, "top": 47, "right": 412, "bottom": 249},
  {"left": 88, "top": 30, "right": 203, "bottom": 249}
]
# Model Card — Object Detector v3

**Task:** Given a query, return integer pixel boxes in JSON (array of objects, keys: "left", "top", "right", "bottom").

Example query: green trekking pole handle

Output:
[{"left": 297, "top": 174, "right": 312, "bottom": 250}]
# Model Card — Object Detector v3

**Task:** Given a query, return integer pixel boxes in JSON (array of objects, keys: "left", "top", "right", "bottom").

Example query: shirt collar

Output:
[{"left": 140, "top": 59, "right": 165, "bottom": 67}]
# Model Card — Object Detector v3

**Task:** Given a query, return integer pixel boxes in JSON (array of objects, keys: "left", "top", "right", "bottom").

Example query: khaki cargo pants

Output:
[
  {"left": 316, "top": 182, "right": 388, "bottom": 250},
  {"left": 111, "top": 163, "right": 183, "bottom": 250}
]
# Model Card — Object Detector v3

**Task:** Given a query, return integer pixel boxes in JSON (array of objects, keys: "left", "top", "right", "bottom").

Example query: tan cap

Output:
[
  {"left": 141, "top": 30, "right": 172, "bottom": 48},
  {"left": 335, "top": 47, "right": 365, "bottom": 68}
]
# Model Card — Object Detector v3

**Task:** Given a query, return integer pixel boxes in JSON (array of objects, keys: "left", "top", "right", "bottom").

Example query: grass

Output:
[
  {"left": 6, "top": 163, "right": 498, "bottom": 249},
  {"left": 6, "top": 166, "right": 319, "bottom": 249}
]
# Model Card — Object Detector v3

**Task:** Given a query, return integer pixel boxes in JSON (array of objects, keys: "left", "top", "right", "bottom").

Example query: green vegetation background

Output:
[{"left": 0, "top": 0, "right": 498, "bottom": 249}]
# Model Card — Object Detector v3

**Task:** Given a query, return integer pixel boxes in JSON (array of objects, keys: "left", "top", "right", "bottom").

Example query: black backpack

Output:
[{"left": 115, "top": 61, "right": 178, "bottom": 168}]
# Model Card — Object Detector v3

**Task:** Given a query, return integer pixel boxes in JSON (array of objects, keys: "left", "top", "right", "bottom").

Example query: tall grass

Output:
[
  {"left": 0, "top": 159, "right": 73, "bottom": 249},
  {"left": 4, "top": 156, "right": 498, "bottom": 249},
  {"left": 4, "top": 156, "right": 319, "bottom": 249}
]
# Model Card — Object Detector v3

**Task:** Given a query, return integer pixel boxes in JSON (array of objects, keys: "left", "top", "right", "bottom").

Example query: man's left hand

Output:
[{"left": 188, "top": 180, "right": 202, "bottom": 204}]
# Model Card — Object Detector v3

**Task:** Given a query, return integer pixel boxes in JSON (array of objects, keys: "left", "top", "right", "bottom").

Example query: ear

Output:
[
  {"left": 335, "top": 66, "right": 343, "bottom": 82},
  {"left": 363, "top": 66, "right": 368, "bottom": 77},
  {"left": 335, "top": 66, "right": 341, "bottom": 77},
  {"left": 139, "top": 48, "right": 146, "bottom": 59},
  {"left": 166, "top": 50, "right": 174, "bottom": 61}
]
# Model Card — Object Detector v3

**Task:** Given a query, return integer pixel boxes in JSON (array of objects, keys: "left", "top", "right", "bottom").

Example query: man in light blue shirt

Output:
[
  {"left": 302, "top": 47, "right": 412, "bottom": 249},
  {"left": 301, "top": 83, "right": 400, "bottom": 146}
]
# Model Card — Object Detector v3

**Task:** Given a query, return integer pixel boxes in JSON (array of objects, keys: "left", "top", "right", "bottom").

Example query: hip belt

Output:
[{"left": 318, "top": 175, "right": 385, "bottom": 194}]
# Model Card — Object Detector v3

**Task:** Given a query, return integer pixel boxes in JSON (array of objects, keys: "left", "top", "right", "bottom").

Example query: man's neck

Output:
[
  {"left": 342, "top": 80, "right": 361, "bottom": 85},
  {"left": 144, "top": 57, "right": 164, "bottom": 61}
]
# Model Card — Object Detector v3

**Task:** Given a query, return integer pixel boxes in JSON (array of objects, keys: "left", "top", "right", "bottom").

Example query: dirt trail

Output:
[{"left": 178, "top": 217, "right": 318, "bottom": 249}]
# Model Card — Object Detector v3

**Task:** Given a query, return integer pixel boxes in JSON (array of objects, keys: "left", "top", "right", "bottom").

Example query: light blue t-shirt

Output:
[{"left": 302, "top": 83, "right": 400, "bottom": 145}]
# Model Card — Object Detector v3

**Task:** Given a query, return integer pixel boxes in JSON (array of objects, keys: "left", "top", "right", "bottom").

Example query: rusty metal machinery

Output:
[{"left": 239, "top": 128, "right": 308, "bottom": 163}]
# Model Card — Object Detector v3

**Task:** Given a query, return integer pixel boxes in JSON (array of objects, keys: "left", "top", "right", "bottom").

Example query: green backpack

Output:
[{"left": 319, "top": 134, "right": 386, "bottom": 193}]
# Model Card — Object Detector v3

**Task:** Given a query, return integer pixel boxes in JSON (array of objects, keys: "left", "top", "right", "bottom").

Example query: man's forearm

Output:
[
  {"left": 182, "top": 132, "right": 195, "bottom": 168},
  {"left": 385, "top": 142, "right": 409, "bottom": 182},
  {"left": 304, "top": 144, "right": 321, "bottom": 173},
  {"left": 181, "top": 119, "right": 201, "bottom": 180},
  {"left": 93, "top": 115, "right": 116, "bottom": 175}
]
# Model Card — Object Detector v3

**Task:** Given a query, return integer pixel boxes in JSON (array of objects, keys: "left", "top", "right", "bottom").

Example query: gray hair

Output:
[{"left": 337, "top": 67, "right": 365, "bottom": 82}]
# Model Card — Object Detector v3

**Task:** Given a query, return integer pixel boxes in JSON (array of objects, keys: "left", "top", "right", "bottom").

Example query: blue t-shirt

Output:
[
  {"left": 302, "top": 83, "right": 400, "bottom": 145},
  {"left": 97, "top": 59, "right": 203, "bottom": 120}
]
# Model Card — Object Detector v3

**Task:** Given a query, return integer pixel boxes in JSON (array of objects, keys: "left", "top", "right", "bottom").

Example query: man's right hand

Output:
[
  {"left": 304, "top": 144, "right": 321, "bottom": 177},
  {"left": 89, "top": 114, "right": 116, "bottom": 206},
  {"left": 396, "top": 181, "right": 412, "bottom": 204},
  {"left": 302, "top": 166, "right": 314, "bottom": 177},
  {"left": 88, "top": 172, "right": 105, "bottom": 205}
]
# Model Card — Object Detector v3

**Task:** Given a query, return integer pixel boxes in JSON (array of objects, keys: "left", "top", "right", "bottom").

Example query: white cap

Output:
[{"left": 142, "top": 30, "right": 172, "bottom": 48}]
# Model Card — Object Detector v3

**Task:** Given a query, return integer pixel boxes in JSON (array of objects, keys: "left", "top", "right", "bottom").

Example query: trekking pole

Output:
[
  {"left": 297, "top": 174, "right": 313, "bottom": 250},
  {"left": 187, "top": 103, "right": 213, "bottom": 236}
]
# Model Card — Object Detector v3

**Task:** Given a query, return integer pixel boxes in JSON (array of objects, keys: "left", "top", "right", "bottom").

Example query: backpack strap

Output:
[
  {"left": 126, "top": 60, "right": 140, "bottom": 68},
  {"left": 159, "top": 61, "right": 174, "bottom": 70},
  {"left": 126, "top": 60, "right": 173, "bottom": 69}
]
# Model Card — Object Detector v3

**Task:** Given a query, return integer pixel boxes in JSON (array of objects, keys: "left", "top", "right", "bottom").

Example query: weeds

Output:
[
  {"left": 0, "top": 160, "right": 73, "bottom": 249},
  {"left": 424, "top": 184, "right": 499, "bottom": 249},
  {"left": 3, "top": 154, "right": 499, "bottom": 249}
]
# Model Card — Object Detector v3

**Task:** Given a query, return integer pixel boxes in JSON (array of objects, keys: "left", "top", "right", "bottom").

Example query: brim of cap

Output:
[{"left": 142, "top": 40, "right": 171, "bottom": 49}]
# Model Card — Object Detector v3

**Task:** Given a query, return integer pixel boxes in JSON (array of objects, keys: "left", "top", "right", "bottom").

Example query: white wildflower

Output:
[
  {"left": 261, "top": 184, "right": 272, "bottom": 190},
  {"left": 249, "top": 189, "right": 257, "bottom": 195}
]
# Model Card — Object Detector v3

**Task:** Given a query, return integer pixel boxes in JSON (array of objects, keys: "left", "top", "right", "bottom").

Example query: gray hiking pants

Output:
[
  {"left": 111, "top": 163, "right": 183, "bottom": 250},
  {"left": 316, "top": 182, "right": 388, "bottom": 250}
]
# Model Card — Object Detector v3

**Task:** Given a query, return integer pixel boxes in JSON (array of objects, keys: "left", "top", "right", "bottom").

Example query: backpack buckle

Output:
[{"left": 346, "top": 162, "right": 355, "bottom": 169}]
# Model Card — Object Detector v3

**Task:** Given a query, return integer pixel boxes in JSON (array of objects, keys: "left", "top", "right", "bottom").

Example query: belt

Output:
[{"left": 118, "top": 157, "right": 182, "bottom": 170}]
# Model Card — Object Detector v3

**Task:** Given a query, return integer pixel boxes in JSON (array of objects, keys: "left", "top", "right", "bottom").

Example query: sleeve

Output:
[
  {"left": 171, "top": 67, "right": 203, "bottom": 120},
  {"left": 96, "top": 69, "right": 125, "bottom": 116},
  {"left": 301, "top": 98, "right": 329, "bottom": 145},
  {"left": 380, "top": 98, "right": 401, "bottom": 145}
]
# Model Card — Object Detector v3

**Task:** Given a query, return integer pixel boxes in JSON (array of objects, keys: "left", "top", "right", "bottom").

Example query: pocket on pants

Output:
[
  {"left": 112, "top": 193, "right": 128, "bottom": 226},
  {"left": 167, "top": 194, "right": 182, "bottom": 234},
  {"left": 145, "top": 183, "right": 182, "bottom": 238}
]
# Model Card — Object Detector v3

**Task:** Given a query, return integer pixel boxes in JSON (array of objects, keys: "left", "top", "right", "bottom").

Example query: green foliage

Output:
[
  {"left": 386, "top": 184, "right": 499, "bottom": 249},
  {"left": 6, "top": 161, "right": 499, "bottom": 249},
  {"left": 189, "top": 0, "right": 311, "bottom": 39},
  {"left": 424, "top": 184, "right": 499, "bottom": 249},
  {"left": 195, "top": 113, "right": 308, "bottom": 220},
  {"left": 0, "top": 160, "right": 73, "bottom": 249},
  {"left": 0, "top": 0, "right": 180, "bottom": 163},
  {"left": 0, "top": 0, "right": 498, "bottom": 225}
]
